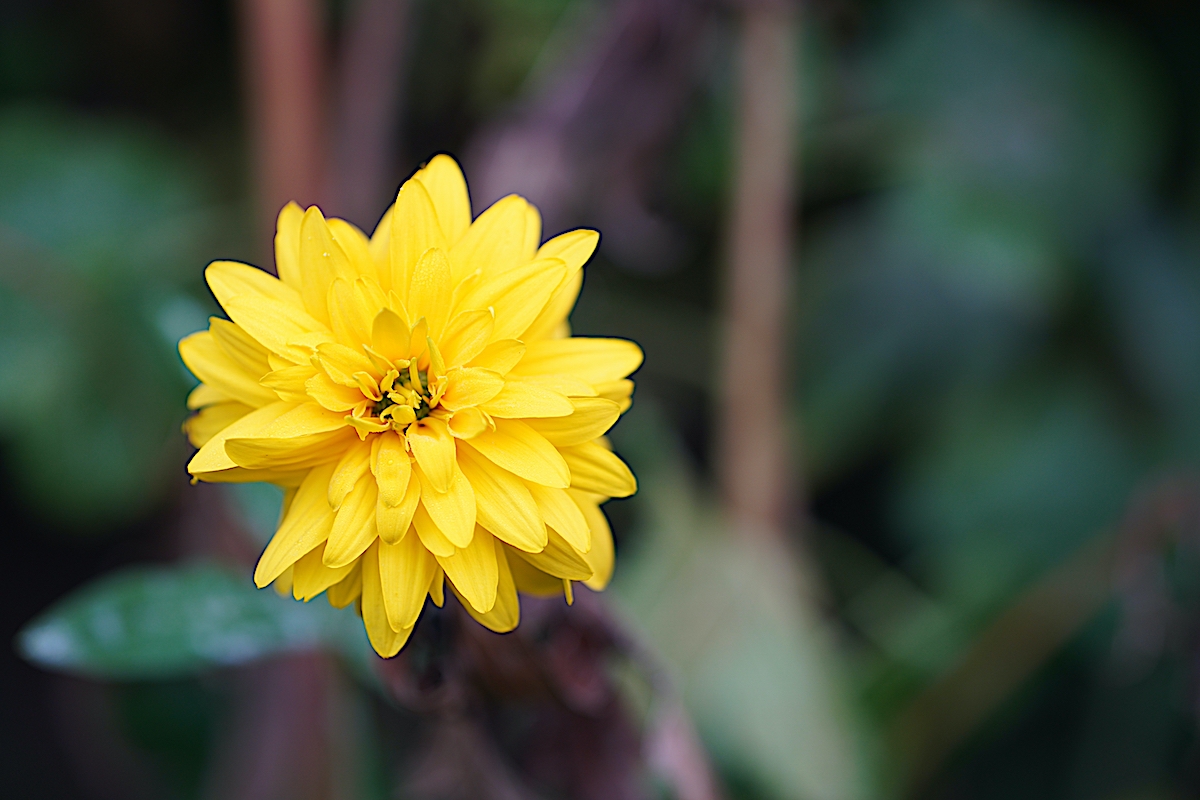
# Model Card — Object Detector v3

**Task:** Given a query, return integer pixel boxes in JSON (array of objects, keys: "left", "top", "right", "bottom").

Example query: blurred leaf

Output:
[
  {"left": 612, "top": 406, "right": 870, "bottom": 800},
  {"left": 16, "top": 562, "right": 373, "bottom": 681},
  {"left": 0, "top": 107, "right": 223, "bottom": 528},
  {"left": 892, "top": 375, "right": 1140, "bottom": 611}
]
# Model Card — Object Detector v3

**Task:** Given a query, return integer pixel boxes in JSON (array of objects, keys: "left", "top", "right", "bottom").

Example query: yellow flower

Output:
[{"left": 180, "top": 155, "right": 639, "bottom": 656}]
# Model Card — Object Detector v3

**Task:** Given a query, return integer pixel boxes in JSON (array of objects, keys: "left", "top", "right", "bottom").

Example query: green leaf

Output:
[{"left": 16, "top": 562, "right": 373, "bottom": 681}]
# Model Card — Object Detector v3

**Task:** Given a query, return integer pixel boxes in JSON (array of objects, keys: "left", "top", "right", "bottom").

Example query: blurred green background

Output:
[{"left": 5, "top": 0, "right": 1200, "bottom": 798}]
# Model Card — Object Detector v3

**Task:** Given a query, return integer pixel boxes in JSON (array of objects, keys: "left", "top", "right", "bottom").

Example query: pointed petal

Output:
[
  {"left": 274, "top": 202, "right": 304, "bottom": 289},
  {"left": 469, "top": 339, "right": 525, "bottom": 375},
  {"left": 371, "top": 429, "right": 411, "bottom": 506},
  {"left": 439, "top": 367, "right": 504, "bottom": 411},
  {"left": 528, "top": 483, "right": 590, "bottom": 553},
  {"left": 525, "top": 397, "right": 620, "bottom": 446},
  {"left": 361, "top": 542, "right": 412, "bottom": 657},
  {"left": 439, "top": 309, "right": 494, "bottom": 367},
  {"left": 416, "top": 461, "right": 475, "bottom": 548},
  {"left": 179, "top": 330, "right": 277, "bottom": 407},
  {"left": 291, "top": 543, "right": 356, "bottom": 601},
  {"left": 406, "top": 416, "right": 455, "bottom": 492},
  {"left": 323, "top": 474, "right": 378, "bottom": 568},
  {"left": 479, "top": 379, "right": 573, "bottom": 419},
  {"left": 298, "top": 205, "right": 356, "bottom": 324},
  {"left": 254, "top": 462, "right": 337, "bottom": 587},
  {"left": 458, "top": 539, "right": 519, "bottom": 633},
  {"left": 326, "top": 562, "right": 363, "bottom": 608},
  {"left": 571, "top": 490, "right": 614, "bottom": 590},
  {"left": 510, "top": 526, "right": 593, "bottom": 580},
  {"left": 206, "top": 260, "right": 304, "bottom": 311},
  {"left": 378, "top": 531, "right": 436, "bottom": 631},
  {"left": 407, "top": 247, "right": 453, "bottom": 338},
  {"left": 415, "top": 154, "right": 471, "bottom": 246},
  {"left": 412, "top": 503, "right": 456, "bottom": 557},
  {"left": 449, "top": 195, "right": 529, "bottom": 282},
  {"left": 466, "top": 419, "right": 570, "bottom": 488},
  {"left": 329, "top": 439, "right": 372, "bottom": 509},
  {"left": 456, "top": 444, "right": 546, "bottom": 552},
  {"left": 188, "top": 401, "right": 294, "bottom": 476},
  {"left": 560, "top": 441, "right": 637, "bottom": 497},
  {"left": 377, "top": 467, "right": 420, "bottom": 544},
  {"left": 390, "top": 178, "right": 445, "bottom": 302},
  {"left": 512, "top": 338, "right": 644, "bottom": 384},
  {"left": 436, "top": 526, "right": 499, "bottom": 613},
  {"left": 455, "top": 258, "right": 566, "bottom": 341}
]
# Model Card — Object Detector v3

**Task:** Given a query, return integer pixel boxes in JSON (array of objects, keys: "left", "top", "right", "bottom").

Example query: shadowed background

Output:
[{"left": 3, "top": 0, "right": 1200, "bottom": 798}]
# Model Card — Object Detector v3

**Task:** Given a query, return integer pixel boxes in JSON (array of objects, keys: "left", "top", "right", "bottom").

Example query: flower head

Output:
[{"left": 181, "top": 155, "right": 639, "bottom": 656}]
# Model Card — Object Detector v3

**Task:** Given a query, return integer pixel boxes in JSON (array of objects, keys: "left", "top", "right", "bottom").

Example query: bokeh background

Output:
[{"left": 4, "top": 0, "right": 1200, "bottom": 798}]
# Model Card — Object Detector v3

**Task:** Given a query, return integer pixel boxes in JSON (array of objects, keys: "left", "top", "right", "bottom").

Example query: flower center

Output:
[{"left": 374, "top": 367, "right": 432, "bottom": 421}]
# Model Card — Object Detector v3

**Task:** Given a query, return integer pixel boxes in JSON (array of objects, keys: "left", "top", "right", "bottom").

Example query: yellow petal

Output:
[
  {"left": 465, "top": 419, "right": 569, "bottom": 488},
  {"left": 224, "top": 426, "right": 352, "bottom": 471},
  {"left": 371, "top": 429, "right": 411, "bottom": 506},
  {"left": 368, "top": 204, "right": 393, "bottom": 278},
  {"left": 223, "top": 293, "right": 329, "bottom": 364},
  {"left": 185, "top": 401, "right": 253, "bottom": 448},
  {"left": 412, "top": 503, "right": 456, "bottom": 557},
  {"left": 525, "top": 397, "right": 620, "bottom": 446},
  {"left": 407, "top": 247, "right": 453, "bottom": 338},
  {"left": 522, "top": 202, "right": 542, "bottom": 261},
  {"left": 415, "top": 462, "right": 475, "bottom": 548},
  {"left": 511, "top": 372, "right": 597, "bottom": 397},
  {"left": 378, "top": 530, "right": 437, "bottom": 631},
  {"left": 179, "top": 330, "right": 277, "bottom": 407},
  {"left": 449, "top": 195, "right": 530, "bottom": 281},
  {"left": 512, "top": 337, "right": 644, "bottom": 384},
  {"left": 390, "top": 178, "right": 445, "bottom": 302},
  {"left": 479, "top": 379, "right": 573, "bottom": 419},
  {"left": 447, "top": 407, "right": 489, "bottom": 439},
  {"left": 458, "top": 538, "right": 519, "bottom": 633},
  {"left": 415, "top": 154, "right": 471, "bottom": 247},
  {"left": 406, "top": 416, "right": 455, "bottom": 492},
  {"left": 206, "top": 259, "right": 304, "bottom": 311},
  {"left": 328, "top": 277, "right": 380, "bottom": 348},
  {"left": 326, "top": 562, "right": 363, "bottom": 608},
  {"left": 506, "top": 545, "right": 565, "bottom": 597},
  {"left": 469, "top": 339, "right": 526, "bottom": 375},
  {"left": 209, "top": 318, "right": 272, "bottom": 378},
  {"left": 316, "top": 342, "right": 378, "bottom": 386},
  {"left": 274, "top": 202, "right": 304, "bottom": 289},
  {"left": 186, "top": 382, "right": 227, "bottom": 410},
  {"left": 254, "top": 462, "right": 337, "bottom": 587},
  {"left": 456, "top": 258, "right": 566, "bottom": 341},
  {"left": 428, "top": 566, "right": 445, "bottom": 606},
  {"left": 361, "top": 542, "right": 412, "bottom": 657},
  {"left": 560, "top": 441, "right": 637, "bottom": 498},
  {"left": 456, "top": 444, "right": 546, "bottom": 552},
  {"left": 291, "top": 543, "right": 356, "bottom": 601},
  {"left": 371, "top": 308, "right": 410, "bottom": 361},
  {"left": 306, "top": 371, "right": 365, "bottom": 412},
  {"left": 536, "top": 228, "right": 599, "bottom": 271},
  {"left": 323, "top": 473, "right": 378, "bottom": 568},
  {"left": 260, "top": 364, "right": 317, "bottom": 404},
  {"left": 377, "top": 468, "right": 420, "bottom": 545},
  {"left": 594, "top": 379, "right": 634, "bottom": 413},
  {"left": 571, "top": 490, "right": 614, "bottom": 590},
  {"left": 299, "top": 205, "right": 356, "bottom": 324},
  {"left": 188, "top": 401, "right": 293, "bottom": 476},
  {"left": 436, "top": 525, "right": 499, "bottom": 613},
  {"left": 439, "top": 309, "right": 494, "bottom": 366},
  {"left": 523, "top": 263, "right": 583, "bottom": 342},
  {"left": 329, "top": 439, "right": 371, "bottom": 509},
  {"left": 439, "top": 367, "right": 504, "bottom": 411},
  {"left": 510, "top": 526, "right": 593, "bottom": 580},
  {"left": 327, "top": 217, "right": 376, "bottom": 280},
  {"left": 527, "top": 483, "right": 590, "bottom": 553},
  {"left": 258, "top": 402, "right": 349, "bottom": 438}
]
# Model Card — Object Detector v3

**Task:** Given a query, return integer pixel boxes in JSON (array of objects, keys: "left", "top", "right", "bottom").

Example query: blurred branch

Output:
[
  {"left": 719, "top": 0, "right": 799, "bottom": 538},
  {"left": 330, "top": 0, "right": 412, "bottom": 230},
  {"left": 464, "top": 0, "right": 712, "bottom": 270},
  {"left": 238, "top": 0, "right": 328, "bottom": 262},
  {"left": 891, "top": 476, "right": 1200, "bottom": 796}
]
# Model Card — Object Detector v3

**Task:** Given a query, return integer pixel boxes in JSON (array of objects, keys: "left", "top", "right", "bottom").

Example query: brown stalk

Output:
[
  {"left": 238, "top": 0, "right": 329, "bottom": 266},
  {"left": 718, "top": 0, "right": 800, "bottom": 539}
]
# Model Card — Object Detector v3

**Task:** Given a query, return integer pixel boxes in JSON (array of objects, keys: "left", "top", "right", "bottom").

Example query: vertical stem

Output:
[
  {"left": 330, "top": 0, "right": 412, "bottom": 231},
  {"left": 718, "top": 1, "right": 800, "bottom": 538},
  {"left": 239, "top": 0, "right": 328, "bottom": 266}
]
